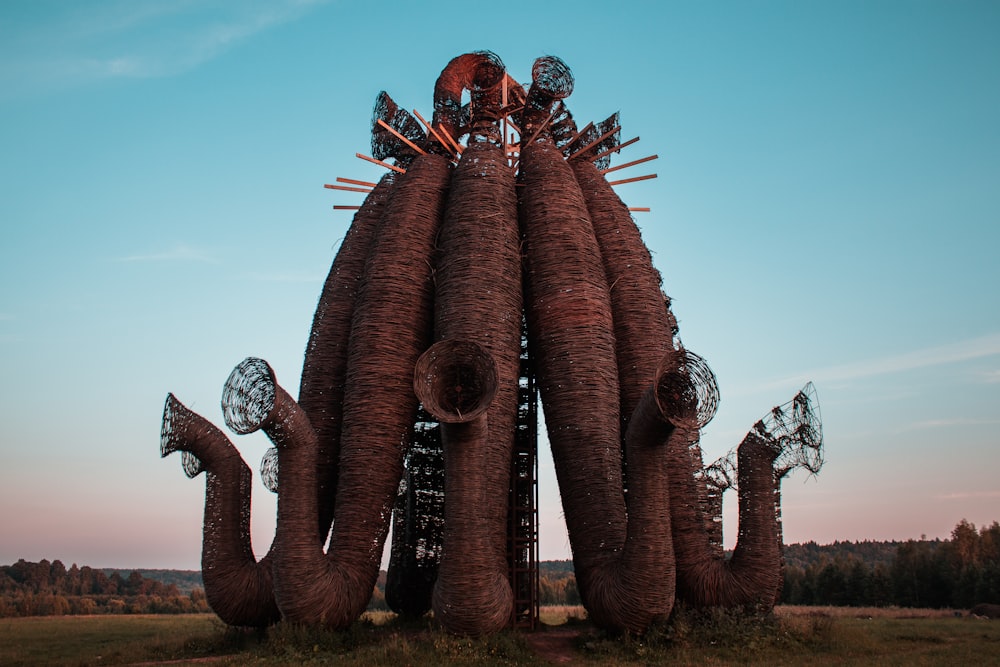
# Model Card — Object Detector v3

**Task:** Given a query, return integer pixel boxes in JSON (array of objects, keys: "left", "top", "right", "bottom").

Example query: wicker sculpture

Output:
[{"left": 161, "top": 52, "right": 824, "bottom": 636}]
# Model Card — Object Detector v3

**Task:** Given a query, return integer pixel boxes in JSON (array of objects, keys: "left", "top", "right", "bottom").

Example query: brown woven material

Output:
[
  {"left": 432, "top": 52, "right": 505, "bottom": 150},
  {"left": 372, "top": 91, "right": 425, "bottom": 164},
  {"left": 427, "top": 125, "right": 521, "bottom": 634},
  {"left": 159, "top": 52, "right": 827, "bottom": 635},
  {"left": 221, "top": 357, "right": 377, "bottom": 627},
  {"left": 325, "top": 151, "right": 451, "bottom": 626},
  {"left": 298, "top": 172, "right": 397, "bottom": 544},
  {"left": 415, "top": 341, "right": 510, "bottom": 634},
  {"left": 760, "top": 383, "right": 824, "bottom": 606},
  {"left": 667, "top": 422, "right": 782, "bottom": 610},
  {"left": 569, "top": 158, "right": 672, "bottom": 439},
  {"left": 160, "top": 393, "right": 279, "bottom": 627},
  {"left": 520, "top": 133, "right": 643, "bottom": 631}
]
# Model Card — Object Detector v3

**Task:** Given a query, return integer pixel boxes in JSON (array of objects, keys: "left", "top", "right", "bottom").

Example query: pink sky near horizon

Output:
[{"left": 2, "top": 0, "right": 999, "bottom": 571}]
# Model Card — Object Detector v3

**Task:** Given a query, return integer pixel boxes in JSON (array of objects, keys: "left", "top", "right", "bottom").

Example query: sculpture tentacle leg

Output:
[
  {"left": 298, "top": 172, "right": 398, "bottom": 543},
  {"left": 159, "top": 393, "right": 279, "bottom": 627},
  {"left": 415, "top": 340, "right": 510, "bottom": 635},
  {"left": 668, "top": 424, "right": 782, "bottom": 610},
  {"left": 230, "top": 151, "right": 450, "bottom": 629},
  {"left": 423, "top": 52, "right": 520, "bottom": 635},
  {"left": 518, "top": 57, "right": 676, "bottom": 634},
  {"left": 224, "top": 358, "right": 384, "bottom": 628}
]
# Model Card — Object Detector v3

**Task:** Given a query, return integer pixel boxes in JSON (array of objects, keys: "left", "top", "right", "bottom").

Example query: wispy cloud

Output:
[
  {"left": 758, "top": 333, "right": 1000, "bottom": 392},
  {"left": 118, "top": 244, "right": 217, "bottom": 263},
  {"left": 979, "top": 369, "right": 1000, "bottom": 384},
  {"left": 935, "top": 491, "right": 1000, "bottom": 501},
  {"left": 896, "top": 417, "right": 1000, "bottom": 433},
  {"left": 1, "top": 0, "right": 330, "bottom": 98}
]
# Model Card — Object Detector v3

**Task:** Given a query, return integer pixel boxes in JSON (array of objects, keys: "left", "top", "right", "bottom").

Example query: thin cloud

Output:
[
  {"left": 1, "top": 0, "right": 330, "bottom": 98},
  {"left": 118, "top": 244, "right": 217, "bottom": 263},
  {"left": 935, "top": 491, "right": 1000, "bottom": 501},
  {"left": 759, "top": 333, "right": 1000, "bottom": 392},
  {"left": 897, "top": 418, "right": 1000, "bottom": 432},
  {"left": 980, "top": 369, "right": 1000, "bottom": 384}
]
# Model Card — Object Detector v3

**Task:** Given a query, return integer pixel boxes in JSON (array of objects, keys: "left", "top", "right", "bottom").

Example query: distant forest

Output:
[
  {"left": 3, "top": 519, "right": 997, "bottom": 617},
  {"left": 0, "top": 561, "right": 208, "bottom": 617}
]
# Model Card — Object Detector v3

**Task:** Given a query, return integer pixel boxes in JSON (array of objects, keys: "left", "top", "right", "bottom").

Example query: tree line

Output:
[
  {"left": 781, "top": 519, "right": 1000, "bottom": 609},
  {"left": 5, "top": 519, "right": 997, "bottom": 617},
  {"left": 0, "top": 559, "right": 209, "bottom": 617},
  {"left": 511, "top": 520, "right": 999, "bottom": 610}
]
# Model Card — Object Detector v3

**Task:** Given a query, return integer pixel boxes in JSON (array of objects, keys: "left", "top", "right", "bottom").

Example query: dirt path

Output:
[{"left": 521, "top": 626, "right": 583, "bottom": 664}]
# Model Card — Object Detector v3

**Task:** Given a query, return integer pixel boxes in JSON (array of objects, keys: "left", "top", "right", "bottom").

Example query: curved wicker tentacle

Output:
[
  {"left": 520, "top": 133, "right": 631, "bottom": 630},
  {"left": 519, "top": 134, "right": 624, "bottom": 615},
  {"left": 587, "top": 349, "right": 705, "bottom": 630},
  {"left": 431, "top": 51, "right": 505, "bottom": 150},
  {"left": 372, "top": 91, "right": 426, "bottom": 165},
  {"left": 518, "top": 56, "right": 574, "bottom": 143},
  {"left": 414, "top": 341, "right": 510, "bottom": 634},
  {"left": 568, "top": 154, "right": 671, "bottom": 438},
  {"left": 425, "top": 64, "right": 521, "bottom": 631},
  {"left": 298, "top": 171, "right": 398, "bottom": 545},
  {"left": 519, "top": 57, "right": 685, "bottom": 634},
  {"left": 223, "top": 358, "right": 377, "bottom": 627},
  {"left": 320, "top": 150, "right": 451, "bottom": 628},
  {"left": 667, "top": 419, "right": 783, "bottom": 610},
  {"left": 160, "top": 393, "right": 279, "bottom": 627}
]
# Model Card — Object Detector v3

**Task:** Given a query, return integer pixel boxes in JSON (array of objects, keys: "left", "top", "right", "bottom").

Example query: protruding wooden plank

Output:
[
  {"left": 337, "top": 177, "right": 377, "bottom": 187},
  {"left": 522, "top": 109, "right": 556, "bottom": 148},
  {"left": 413, "top": 108, "right": 463, "bottom": 155},
  {"left": 628, "top": 207, "right": 651, "bottom": 212},
  {"left": 560, "top": 122, "right": 594, "bottom": 154},
  {"left": 325, "top": 183, "right": 372, "bottom": 193},
  {"left": 355, "top": 152, "right": 406, "bottom": 173},
  {"left": 566, "top": 125, "right": 622, "bottom": 161},
  {"left": 376, "top": 118, "right": 427, "bottom": 156},
  {"left": 599, "top": 154, "right": 659, "bottom": 175},
  {"left": 608, "top": 173, "right": 657, "bottom": 186},
  {"left": 333, "top": 205, "right": 362, "bottom": 210},
  {"left": 589, "top": 136, "right": 640, "bottom": 163}
]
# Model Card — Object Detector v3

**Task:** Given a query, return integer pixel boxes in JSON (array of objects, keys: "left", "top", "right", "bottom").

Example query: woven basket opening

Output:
[{"left": 414, "top": 340, "right": 497, "bottom": 423}]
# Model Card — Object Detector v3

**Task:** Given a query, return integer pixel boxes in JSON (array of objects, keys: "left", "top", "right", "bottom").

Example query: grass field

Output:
[{"left": 1, "top": 607, "right": 998, "bottom": 666}]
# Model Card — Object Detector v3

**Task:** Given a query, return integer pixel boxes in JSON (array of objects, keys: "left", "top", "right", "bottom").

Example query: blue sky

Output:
[{"left": 1, "top": 0, "right": 998, "bottom": 569}]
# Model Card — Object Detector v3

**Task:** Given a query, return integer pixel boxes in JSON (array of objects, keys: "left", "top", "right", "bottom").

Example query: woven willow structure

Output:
[{"left": 161, "top": 52, "right": 824, "bottom": 636}]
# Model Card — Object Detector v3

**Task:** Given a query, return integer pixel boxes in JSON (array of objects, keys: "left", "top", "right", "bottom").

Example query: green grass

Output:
[
  {"left": 1, "top": 609, "right": 999, "bottom": 666},
  {"left": 0, "top": 614, "right": 231, "bottom": 666}
]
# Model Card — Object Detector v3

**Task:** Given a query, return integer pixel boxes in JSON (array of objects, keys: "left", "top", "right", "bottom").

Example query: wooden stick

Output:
[
  {"left": 599, "top": 154, "right": 659, "bottom": 175},
  {"left": 589, "top": 136, "right": 640, "bottom": 163},
  {"left": 336, "top": 177, "right": 377, "bottom": 187},
  {"left": 376, "top": 118, "right": 426, "bottom": 156},
  {"left": 440, "top": 125, "right": 465, "bottom": 155},
  {"left": 355, "top": 153, "right": 406, "bottom": 174},
  {"left": 523, "top": 109, "right": 556, "bottom": 148},
  {"left": 333, "top": 205, "right": 362, "bottom": 210},
  {"left": 412, "top": 108, "right": 461, "bottom": 155},
  {"left": 502, "top": 115, "right": 522, "bottom": 136},
  {"left": 608, "top": 173, "right": 657, "bottom": 186},
  {"left": 324, "top": 183, "right": 372, "bottom": 193},
  {"left": 566, "top": 125, "right": 621, "bottom": 161},
  {"left": 628, "top": 207, "right": 651, "bottom": 212}
]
